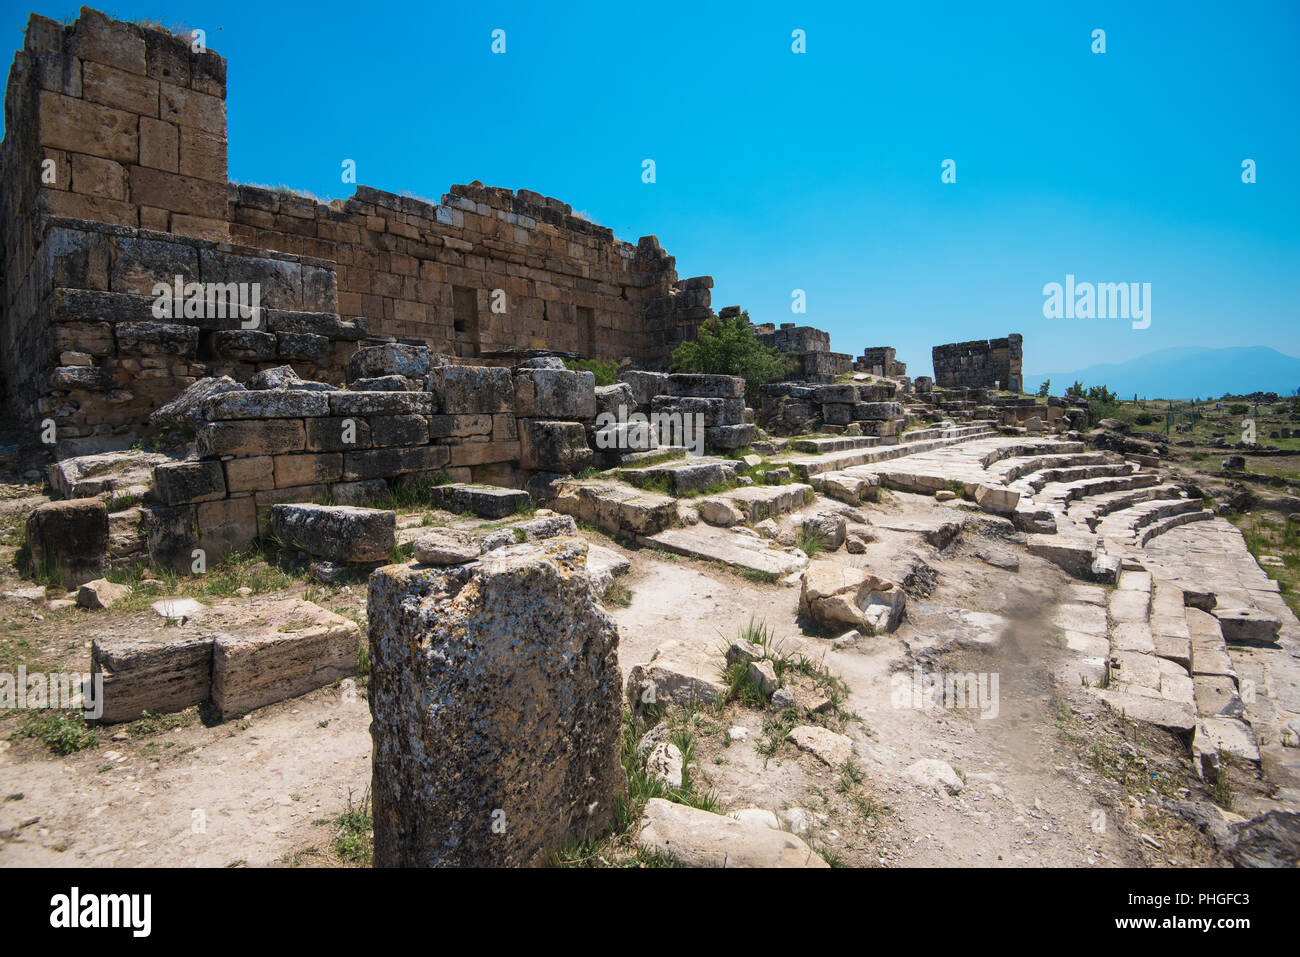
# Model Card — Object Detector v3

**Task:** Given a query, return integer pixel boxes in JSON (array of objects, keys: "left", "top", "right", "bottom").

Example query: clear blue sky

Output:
[{"left": 6, "top": 1, "right": 1298, "bottom": 376}]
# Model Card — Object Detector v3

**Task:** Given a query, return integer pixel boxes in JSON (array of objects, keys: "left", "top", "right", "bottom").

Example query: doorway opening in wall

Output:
[
  {"left": 452, "top": 285, "right": 480, "bottom": 358},
  {"left": 577, "top": 305, "right": 596, "bottom": 356}
]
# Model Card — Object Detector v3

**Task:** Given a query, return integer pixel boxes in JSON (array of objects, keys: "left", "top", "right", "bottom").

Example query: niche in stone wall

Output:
[{"left": 452, "top": 285, "right": 480, "bottom": 358}]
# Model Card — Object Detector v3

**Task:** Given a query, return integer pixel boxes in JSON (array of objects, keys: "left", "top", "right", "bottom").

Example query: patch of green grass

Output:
[
  {"left": 332, "top": 789, "right": 373, "bottom": 865},
  {"left": 15, "top": 711, "right": 100, "bottom": 754},
  {"left": 602, "top": 580, "right": 633, "bottom": 607},
  {"left": 795, "top": 528, "right": 825, "bottom": 558}
]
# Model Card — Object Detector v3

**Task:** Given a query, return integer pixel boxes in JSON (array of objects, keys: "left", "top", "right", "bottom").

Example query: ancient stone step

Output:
[
  {"left": 1070, "top": 483, "right": 1190, "bottom": 530},
  {"left": 642, "top": 524, "right": 807, "bottom": 577},
  {"left": 617, "top": 458, "right": 739, "bottom": 496},
  {"left": 1034, "top": 471, "right": 1161, "bottom": 508},
  {"left": 1136, "top": 508, "right": 1214, "bottom": 546},
  {"left": 549, "top": 478, "right": 677, "bottom": 538},
  {"left": 431, "top": 482, "right": 531, "bottom": 519},
  {"left": 1019, "top": 462, "right": 1137, "bottom": 493},
  {"left": 789, "top": 429, "right": 997, "bottom": 478},
  {"left": 715, "top": 483, "right": 815, "bottom": 522}
]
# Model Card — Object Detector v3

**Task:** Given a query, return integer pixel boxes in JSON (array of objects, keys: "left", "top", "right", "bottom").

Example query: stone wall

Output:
[
  {"left": 0, "top": 8, "right": 715, "bottom": 453},
  {"left": 226, "top": 183, "right": 714, "bottom": 365},
  {"left": 9, "top": 217, "right": 354, "bottom": 454},
  {"left": 931, "top": 334, "right": 1023, "bottom": 392},
  {"left": 753, "top": 322, "right": 853, "bottom": 382},
  {"left": 857, "top": 346, "right": 906, "bottom": 378}
]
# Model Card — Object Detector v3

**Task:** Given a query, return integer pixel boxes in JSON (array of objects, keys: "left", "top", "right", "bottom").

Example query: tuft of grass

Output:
[
  {"left": 602, "top": 580, "right": 633, "bottom": 607},
  {"left": 16, "top": 711, "right": 100, "bottom": 754},
  {"left": 795, "top": 527, "right": 826, "bottom": 558},
  {"left": 332, "top": 789, "right": 374, "bottom": 865}
]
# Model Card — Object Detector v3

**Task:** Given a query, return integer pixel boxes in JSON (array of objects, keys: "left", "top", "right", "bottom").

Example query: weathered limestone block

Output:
[
  {"left": 434, "top": 365, "right": 514, "bottom": 414},
  {"left": 48, "top": 450, "right": 171, "bottom": 499},
  {"left": 341, "top": 445, "right": 449, "bottom": 480},
  {"left": 305, "top": 416, "right": 372, "bottom": 452},
  {"left": 799, "top": 559, "right": 905, "bottom": 635},
  {"left": 141, "top": 504, "right": 198, "bottom": 571},
  {"left": 369, "top": 540, "right": 625, "bottom": 866},
  {"left": 348, "top": 343, "right": 431, "bottom": 382},
  {"left": 616, "top": 370, "right": 668, "bottom": 409},
  {"left": 92, "top": 630, "right": 215, "bottom": 724},
  {"left": 705, "top": 424, "right": 756, "bottom": 451},
  {"left": 329, "top": 391, "right": 434, "bottom": 417},
  {"left": 513, "top": 368, "right": 597, "bottom": 419},
  {"left": 267, "top": 503, "right": 394, "bottom": 563},
  {"left": 212, "top": 329, "right": 277, "bottom": 361},
  {"left": 210, "top": 599, "right": 361, "bottom": 719},
  {"left": 197, "top": 418, "right": 306, "bottom": 457},
  {"left": 426, "top": 413, "right": 492, "bottom": 438},
  {"left": 276, "top": 332, "right": 330, "bottom": 359},
  {"left": 204, "top": 388, "right": 330, "bottom": 420},
  {"left": 651, "top": 395, "right": 745, "bottom": 428},
  {"left": 412, "top": 529, "right": 479, "bottom": 565},
  {"left": 349, "top": 374, "right": 414, "bottom": 392},
  {"left": 664, "top": 373, "right": 745, "bottom": 399},
  {"left": 812, "top": 384, "right": 859, "bottom": 404},
  {"left": 150, "top": 375, "right": 244, "bottom": 431},
  {"left": 431, "top": 483, "right": 530, "bottom": 519},
  {"left": 26, "top": 498, "right": 109, "bottom": 588},
  {"left": 519, "top": 420, "right": 593, "bottom": 473},
  {"left": 550, "top": 480, "right": 677, "bottom": 537},
  {"left": 594, "top": 382, "right": 636, "bottom": 419},
  {"left": 637, "top": 799, "right": 827, "bottom": 868},
  {"left": 115, "top": 320, "right": 199, "bottom": 357},
  {"left": 1213, "top": 608, "right": 1282, "bottom": 646},
  {"left": 853, "top": 401, "right": 903, "bottom": 421},
  {"left": 369, "top": 414, "right": 429, "bottom": 448},
  {"left": 802, "top": 513, "right": 847, "bottom": 550},
  {"left": 247, "top": 365, "right": 335, "bottom": 391},
  {"left": 151, "top": 459, "right": 226, "bottom": 505}
]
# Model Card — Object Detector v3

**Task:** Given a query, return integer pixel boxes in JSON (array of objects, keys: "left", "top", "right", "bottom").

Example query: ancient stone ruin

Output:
[
  {"left": 0, "top": 7, "right": 1296, "bottom": 874},
  {"left": 932, "top": 334, "right": 1024, "bottom": 392}
]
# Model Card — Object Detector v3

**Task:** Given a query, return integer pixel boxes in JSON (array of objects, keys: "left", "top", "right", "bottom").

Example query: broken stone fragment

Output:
[
  {"left": 747, "top": 659, "right": 779, "bottom": 697},
  {"left": 802, "top": 513, "right": 847, "bottom": 550},
  {"left": 905, "top": 758, "right": 964, "bottom": 794},
  {"left": 76, "top": 578, "right": 131, "bottom": 610},
  {"left": 786, "top": 725, "right": 853, "bottom": 767},
  {"left": 799, "top": 559, "right": 905, "bottom": 635},
  {"left": 413, "top": 530, "right": 480, "bottom": 566},
  {"left": 149, "top": 375, "right": 244, "bottom": 432},
  {"left": 637, "top": 798, "right": 828, "bottom": 868},
  {"left": 725, "top": 639, "right": 765, "bottom": 667},
  {"left": 645, "top": 740, "right": 684, "bottom": 789}
]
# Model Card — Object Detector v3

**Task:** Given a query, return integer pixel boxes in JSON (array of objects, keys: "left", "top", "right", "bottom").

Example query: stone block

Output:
[
  {"left": 211, "top": 600, "right": 361, "bottom": 719},
  {"left": 513, "top": 368, "right": 597, "bottom": 419},
  {"left": 341, "top": 445, "right": 450, "bottom": 481},
  {"left": 329, "top": 391, "right": 434, "bottom": 417},
  {"left": 93, "top": 631, "right": 214, "bottom": 724},
  {"left": 151, "top": 459, "right": 225, "bottom": 505},
  {"left": 519, "top": 420, "right": 593, "bottom": 473},
  {"left": 197, "top": 419, "right": 306, "bottom": 457},
  {"left": 269, "top": 503, "right": 395, "bottom": 563},
  {"left": 435, "top": 365, "right": 514, "bottom": 414},
  {"left": 26, "top": 498, "right": 109, "bottom": 588},
  {"left": 204, "top": 388, "right": 330, "bottom": 420},
  {"left": 368, "top": 540, "right": 624, "bottom": 866}
]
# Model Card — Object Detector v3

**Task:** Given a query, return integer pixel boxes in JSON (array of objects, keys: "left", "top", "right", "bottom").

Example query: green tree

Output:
[
  {"left": 1066, "top": 380, "right": 1085, "bottom": 397},
  {"left": 1036, "top": 379, "right": 1051, "bottom": 398},
  {"left": 670, "top": 312, "right": 792, "bottom": 400}
]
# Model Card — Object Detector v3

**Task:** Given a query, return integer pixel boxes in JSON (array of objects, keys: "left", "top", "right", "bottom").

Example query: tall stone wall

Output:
[
  {"left": 227, "top": 183, "right": 712, "bottom": 364},
  {"left": 931, "top": 334, "right": 1023, "bottom": 392},
  {"left": 857, "top": 346, "right": 906, "bottom": 378},
  {"left": 0, "top": 8, "right": 714, "bottom": 451}
]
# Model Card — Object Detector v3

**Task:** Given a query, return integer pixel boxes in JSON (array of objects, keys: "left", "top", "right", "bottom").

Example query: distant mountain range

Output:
[{"left": 1022, "top": 346, "right": 1300, "bottom": 400}]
